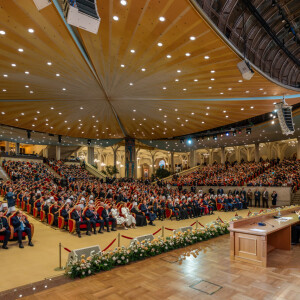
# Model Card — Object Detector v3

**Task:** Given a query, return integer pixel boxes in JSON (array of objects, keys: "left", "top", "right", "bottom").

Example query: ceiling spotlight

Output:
[
  {"left": 185, "top": 53, "right": 191, "bottom": 56},
  {"left": 120, "top": 0, "right": 127, "bottom": 5},
  {"left": 204, "top": 56, "right": 210, "bottom": 59},
  {"left": 129, "top": 82, "right": 133, "bottom": 86},
  {"left": 141, "top": 68, "right": 146, "bottom": 71},
  {"left": 130, "top": 49, "right": 135, "bottom": 53},
  {"left": 11, "top": 63, "right": 16, "bottom": 67},
  {"left": 113, "top": 16, "right": 119, "bottom": 21},
  {"left": 187, "top": 138, "right": 193, "bottom": 145},
  {"left": 28, "top": 28, "right": 34, "bottom": 33},
  {"left": 47, "top": 62, "right": 52, "bottom": 66},
  {"left": 166, "top": 54, "right": 171, "bottom": 58},
  {"left": 3, "top": 74, "right": 7, "bottom": 77},
  {"left": 25, "top": 71, "right": 29, "bottom": 74},
  {"left": 120, "top": 64, "right": 125, "bottom": 68},
  {"left": 159, "top": 16, "right": 165, "bottom": 22},
  {"left": 18, "top": 48, "right": 24, "bottom": 52},
  {"left": 177, "top": 70, "right": 181, "bottom": 73},
  {"left": 190, "top": 36, "right": 196, "bottom": 40},
  {"left": 157, "top": 42, "right": 163, "bottom": 47},
  {"left": 56, "top": 73, "right": 60, "bottom": 76},
  {"left": 0, "top": 30, "right": 5, "bottom": 35},
  {"left": 210, "top": 70, "right": 215, "bottom": 73}
]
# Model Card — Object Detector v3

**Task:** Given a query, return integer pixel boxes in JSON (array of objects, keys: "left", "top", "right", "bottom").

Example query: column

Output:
[
  {"left": 255, "top": 143, "right": 260, "bottom": 163},
  {"left": 56, "top": 145, "right": 61, "bottom": 161},
  {"left": 87, "top": 146, "right": 94, "bottom": 165},
  {"left": 125, "top": 138, "right": 136, "bottom": 179},
  {"left": 209, "top": 149, "right": 213, "bottom": 165},
  {"left": 221, "top": 147, "right": 225, "bottom": 164},
  {"left": 43, "top": 147, "right": 48, "bottom": 159},
  {"left": 297, "top": 137, "right": 300, "bottom": 160},
  {"left": 15, "top": 142, "right": 20, "bottom": 155},
  {"left": 170, "top": 151, "right": 175, "bottom": 173},
  {"left": 5, "top": 141, "right": 9, "bottom": 153},
  {"left": 189, "top": 150, "right": 196, "bottom": 168},
  {"left": 235, "top": 146, "right": 240, "bottom": 163}
]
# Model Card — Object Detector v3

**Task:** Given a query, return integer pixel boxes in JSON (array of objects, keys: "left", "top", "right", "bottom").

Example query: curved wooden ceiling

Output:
[{"left": 0, "top": 0, "right": 299, "bottom": 140}]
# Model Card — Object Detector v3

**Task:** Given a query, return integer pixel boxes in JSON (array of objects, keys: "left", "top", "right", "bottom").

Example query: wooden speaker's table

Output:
[{"left": 229, "top": 206, "right": 300, "bottom": 267}]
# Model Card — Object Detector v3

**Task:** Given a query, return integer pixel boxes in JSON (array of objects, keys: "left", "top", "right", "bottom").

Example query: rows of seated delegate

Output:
[
  {"left": 48, "top": 160, "right": 96, "bottom": 181},
  {"left": 246, "top": 159, "right": 300, "bottom": 190},
  {"left": 171, "top": 161, "right": 275, "bottom": 187}
]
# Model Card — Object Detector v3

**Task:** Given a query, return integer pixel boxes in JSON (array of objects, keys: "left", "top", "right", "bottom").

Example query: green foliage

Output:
[
  {"left": 155, "top": 167, "right": 170, "bottom": 179},
  {"left": 101, "top": 165, "right": 119, "bottom": 177}
]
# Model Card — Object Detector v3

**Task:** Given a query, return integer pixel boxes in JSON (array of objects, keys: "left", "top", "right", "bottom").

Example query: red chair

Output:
[
  {"left": 68, "top": 207, "right": 89, "bottom": 233},
  {"left": 33, "top": 200, "right": 41, "bottom": 218},
  {"left": 0, "top": 216, "right": 13, "bottom": 242},
  {"left": 40, "top": 203, "right": 47, "bottom": 222},
  {"left": 57, "top": 206, "right": 68, "bottom": 229},
  {"left": 47, "top": 204, "right": 55, "bottom": 225}
]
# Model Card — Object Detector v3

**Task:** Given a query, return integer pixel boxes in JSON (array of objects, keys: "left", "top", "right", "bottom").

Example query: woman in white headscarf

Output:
[
  {"left": 121, "top": 203, "right": 136, "bottom": 229},
  {"left": 111, "top": 203, "right": 127, "bottom": 229}
]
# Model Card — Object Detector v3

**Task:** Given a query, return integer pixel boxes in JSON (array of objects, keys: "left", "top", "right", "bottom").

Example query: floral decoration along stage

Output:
[
  {"left": 66, "top": 222, "right": 229, "bottom": 279},
  {"left": 66, "top": 205, "right": 297, "bottom": 279}
]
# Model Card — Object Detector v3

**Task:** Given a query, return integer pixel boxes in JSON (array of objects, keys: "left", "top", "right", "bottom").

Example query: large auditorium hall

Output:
[{"left": 0, "top": 0, "right": 300, "bottom": 299}]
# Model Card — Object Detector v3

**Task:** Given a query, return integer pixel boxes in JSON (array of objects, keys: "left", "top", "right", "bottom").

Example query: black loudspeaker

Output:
[
  {"left": 27, "top": 130, "right": 31, "bottom": 139},
  {"left": 58, "top": 135, "right": 62, "bottom": 143}
]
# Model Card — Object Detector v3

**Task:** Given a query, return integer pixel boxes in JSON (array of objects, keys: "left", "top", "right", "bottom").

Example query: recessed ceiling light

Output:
[
  {"left": 166, "top": 54, "right": 171, "bottom": 58},
  {"left": 210, "top": 70, "right": 215, "bottom": 73},
  {"left": 259, "top": 88, "right": 263, "bottom": 90},
  {"left": 28, "top": 28, "right": 34, "bottom": 33},
  {"left": 238, "top": 80, "right": 243, "bottom": 83},
  {"left": 56, "top": 73, "right": 60, "bottom": 77},
  {"left": 11, "top": 63, "right": 16, "bottom": 67},
  {"left": 159, "top": 108, "right": 162, "bottom": 111},
  {"left": 206, "top": 113, "right": 209, "bottom": 115},
  {"left": 191, "top": 112, "right": 194, "bottom": 115},
  {"left": 228, "top": 88, "right": 232, "bottom": 90},
  {"left": 25, "top": 71, "right": 29, "bottom": 74},
  {"left": 185, "top": 53, "right": 191, "bottom": 56},
  {"left": 220, "top": 92, "right": 224, "bottom": 95},
  {"left": 163, "top": 87, "right": 167, "bottom": 90},
  {"left": 120, "top": 64, "right": 125, "bottom": 68},
  {"left": 2, "top": 89, "right": 6, "bottom": 92},
  {"left": 133, "top": 109, "right": 136, "bottom": 112},
  {"left": 202, "top": 121, "right": 205, "bottom": 124},
  {"left": 264, "top": 92, "right": 267, "bottom": 94},
  {"left": 226, "top": 115, "right": 229, "bottom": 118},
  {"left": 211, "top": 78, "right": 215, "bottom": 81},
  {"left": 18, "top": 48, "right": 24, "bottom": 52},
  {"left": 50, "top": 107, "right": 54, "bottom": 110},
  {"left": 194, "top": 79, "right": 198, "bottom": 82},
  {"left": 157, "top": 42, "right": 163, "bottom": 47},
  {"left": 204, "top": 56, "right": 210, "bottom": 59},
  {"left": 250, "top": 106, "right": 254, "bottom": 109},
  {"left": 62, "top": 88, "right": 66, "bottom": 91},
  {"left": 1, "top": 112, "right": 5, "bottom": 114},
  {"left": 15, "top": 119, "right": 18, "bottom": 121},
  {"left": 208, "top": 86, "right": 212, "bottom": 89},
  {"left": 3, "top": 74, "right": 7, "bottom": 77},
  {"left": 47, "top": 62, "right": 52, "bottom": 66},
  {"left": 245, "top": 91, "right": 249, "bottom": 93},
  {"left": 113, "top": 16, "right": 119, "bottom": 21},
  {"left": 207, "top": 107, "right": 210, "bottom": 109},
  {"left": 80, "top": 107, "right": 83, "bottom": 109},
  {"left": 190, "top": 36, "right": 196, "bottom": 40},
  {"left": 271, "top": 120, "right": 275, "bottom": 124},
  {"left": 241, "top": 108, "right": 244, "bottom": 110},
  {"left": 129, "top": 82, "right": 133, "bottom": 86},
  {"left": 37, "top": 111, "right": 40, "bottom": 113},
  {"left": 30, "top": 91, "right": 33, "bottom": 93},
  {"left": 32, "top": 124, "right": 35, "bottom": 127},
  {"left": 58, "top": 112, "right": 62, "bottom": 115},
  {"left": 21, "top": 113, "right": 25, "bottom": 115},
  {"left": 141, "top": 68, "right": 146, "bottom": 71},
  {"left": 159, "top": 16, "right": 165, "bottom": 22},
  {"left": 120, "top": 0, "right": 127, "bottom": 5},
  {"left": 223, "top": 110, "right": 226, "bottom": 113},
  {"left": 177, "top": 70, "right": 181, "bottom": 73},
  {"left": 130, "top": 49, "right": 135, "bottom": 53},
  {"left": 175, "top": 79, "right": 179, "bottom": 82},
  {"left": 183, "top": 88, "right": 187, "bottom": 91},
  {"left": 0, "top": 30, "right": 5, "bottom": 35},
  {"left": 175, "top": 108, "right": 178, "bottom": 111},
  {"left": 25, "top": 85, "right": 29, "bottom": 88}
]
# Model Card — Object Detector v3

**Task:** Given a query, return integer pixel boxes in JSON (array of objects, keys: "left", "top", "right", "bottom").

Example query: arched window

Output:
[{"left": 159, "top": 160, "right": 166, "bottom": 168}]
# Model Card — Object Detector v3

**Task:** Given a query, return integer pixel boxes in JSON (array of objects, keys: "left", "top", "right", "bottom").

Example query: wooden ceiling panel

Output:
[{"left": 0, "top": 0, "right": 299, "bottom": 141}]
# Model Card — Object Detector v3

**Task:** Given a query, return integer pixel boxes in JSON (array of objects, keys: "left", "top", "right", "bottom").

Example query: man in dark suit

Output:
[
  {"left": 217, "top": 187, "right": 224, "bottom": 195},
  {"left": 0, "top": 211, "right": 10, "bottom": 249},
  {"left": 11, "top": 210, "right": 34, "bottom": 248},
  {"left": 254, "top": 189, "right": 261, "bottom": 207},
  {"left": 71, "top": 205, "right": 91, "bottom": 238},
  {"left": 101, "top": 204, "right": 117, "bottom": 232},
  {"left": 262, "top": 189, "right": 269, "bottom": 208},
  {"left": 247, "top": 189, "right": 253, "bottom": 207},
  {"left": 85, "top": 204, "right": 104, "bottom": 234},
  {"left": 61, "top": 203, "right": 71, "bottom": 230},
  {"left": 51, "top": 202, "right": 60, "bottom": 227},
  {"left": 140, "top": 200, "right": 156, "bottom": 225}
]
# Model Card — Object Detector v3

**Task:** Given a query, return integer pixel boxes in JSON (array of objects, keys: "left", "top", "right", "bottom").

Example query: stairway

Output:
[
  {"left": 0, "top": 165, "right": 9, "bottom": 181},
  {"left": 43, "top": 163, "right": 62, "bottom": 179},
  {"left": 291, "top": 190, "right": 300, "bottom": 205}
]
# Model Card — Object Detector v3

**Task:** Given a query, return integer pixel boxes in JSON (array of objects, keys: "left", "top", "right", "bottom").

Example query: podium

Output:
[{"left": 229, "top": 206, "right": 300, "bottom": 267}]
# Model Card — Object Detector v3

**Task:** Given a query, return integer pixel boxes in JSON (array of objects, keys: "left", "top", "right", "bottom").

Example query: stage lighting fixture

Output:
[
  {"left": 58, "top": 135, "right": 62, "bottom": 143},
  {"left": 213, "top": 135, "right": 217, "bottom": 140},
  {"left": 27, "top": 130, "right": 31, "bottom": 139},
  {"left": 87, "top": 139, "right": 91, "bottom": 145},
  {"left": 187, "top": 138, "right": 193, "bottom": 145},
  {"left": 246, "top": 128, "right": 252, "bottom": 135},
  {"left": 225, "top": 132, "right": 230, "bottom": 136}
]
